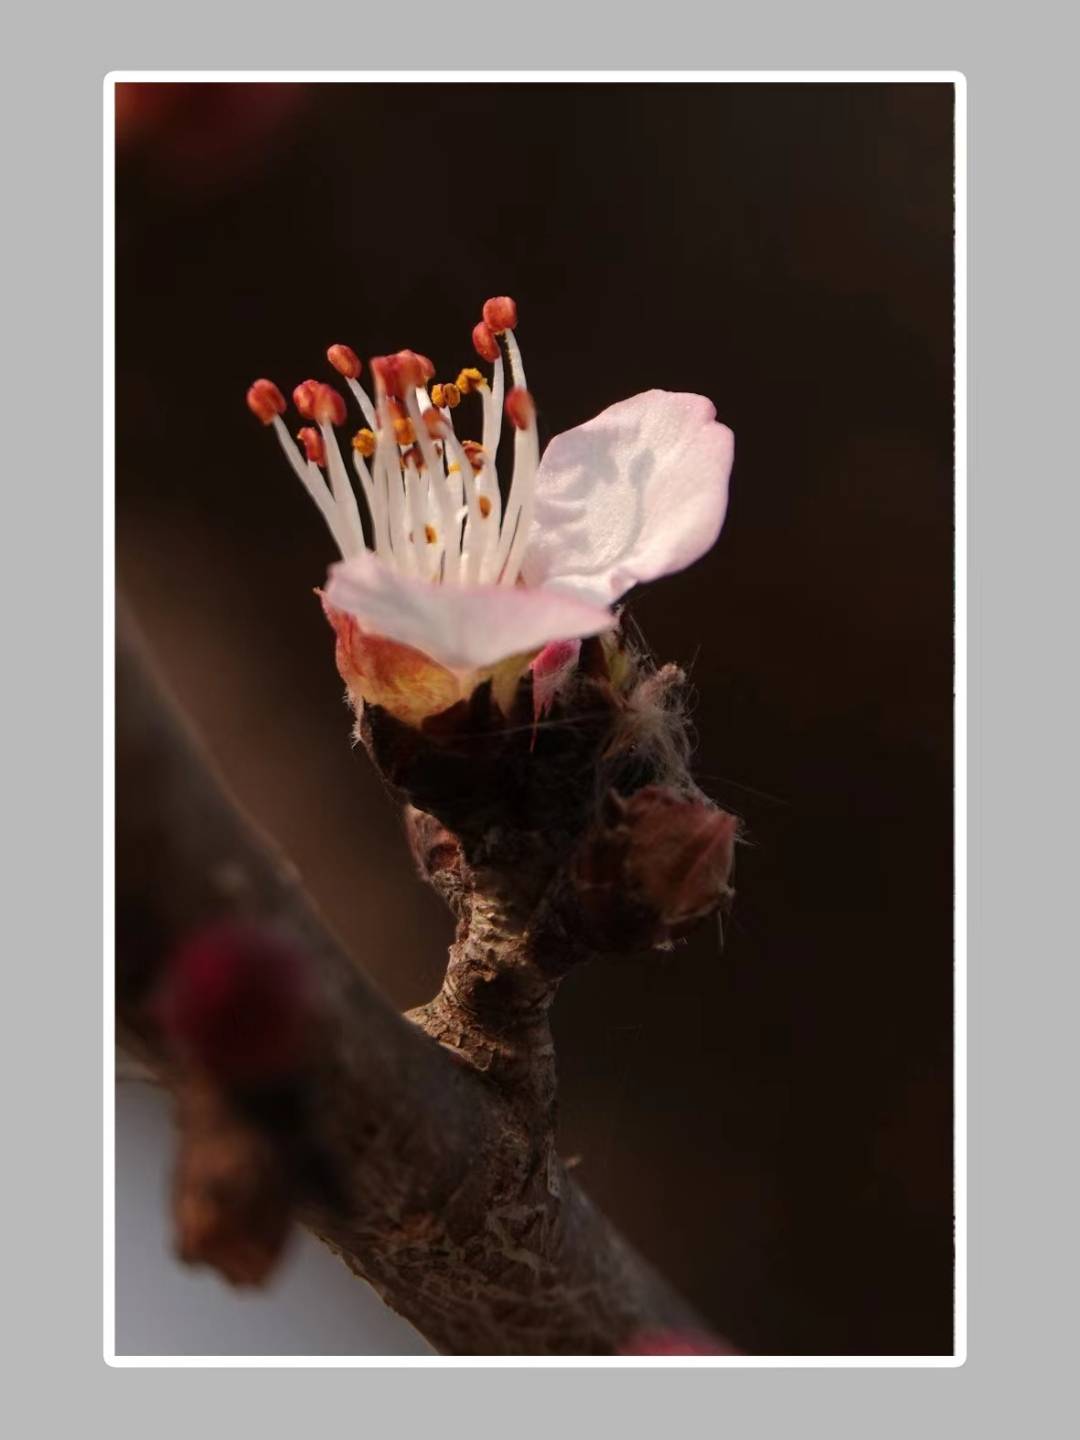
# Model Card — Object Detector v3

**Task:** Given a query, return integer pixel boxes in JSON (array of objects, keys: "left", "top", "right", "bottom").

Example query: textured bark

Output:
[{"left": 116, "top": 604, "right": 711, "bottom": 1354}]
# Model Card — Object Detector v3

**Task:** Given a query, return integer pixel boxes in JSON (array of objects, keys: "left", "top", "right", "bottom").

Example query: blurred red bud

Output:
[{"left": 156, "top": 922, "right": 313, "bottom": 1084}]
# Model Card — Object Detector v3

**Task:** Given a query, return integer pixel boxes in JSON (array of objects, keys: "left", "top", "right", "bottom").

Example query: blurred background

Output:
[{"left": 115, "top": 80, "right": 954, "bottom": 1356}]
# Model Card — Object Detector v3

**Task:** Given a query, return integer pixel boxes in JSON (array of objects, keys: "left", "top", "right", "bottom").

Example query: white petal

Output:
[
  {"left": 521, "top": 390, "right": 734, "bottom": 605},
  {"left": 325, "top": 550, "right": 616, "bottom": 671}
]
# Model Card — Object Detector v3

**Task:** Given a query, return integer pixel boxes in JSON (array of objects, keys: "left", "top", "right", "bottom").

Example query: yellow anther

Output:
[
  {"left": 351, "top": 427, "right": 376, "bottom": 458},
  {"left": 431, "top": 381, "right": 462, "bottom": 409},
  {"left": 455, "top": 367, "right": 486, "bottom": 396},
  {"left": 393, "top": 416, "right": 416, "bottom": 445}
]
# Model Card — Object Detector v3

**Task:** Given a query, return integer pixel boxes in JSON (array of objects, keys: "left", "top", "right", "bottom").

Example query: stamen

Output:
[
  {"left": 370, "top": 354, "right": 402, "bottom": 398},
  {"left": 461, "top": 440, "right": 486, "bottom": 472},
  {"left": 455, "top": 367, "right": 486, "bottom": 396},
  {"left": 312, "top": 383, "right": 347, "bottom": 427},
  {"left": 472, "top": 321, "right": 500, "bottom": 363},
  {"left": 404, "top": 386, "right": 461, "bottom": 582},
  {"left": 495, "top": 384, "right": 539, "bottom": 586},
  {"left": 292, "top": 380, "right": 319, "bottom": 420},
  {"left": 297, "top": 426, "right": 325, "bottom": 466},
  {"left": 482, "top": 295, "right": 518, "bottom": 333},
  {"left": 327, "top": 343, "right": 362, "bottom": 380},
  {"left": 505, "top": 387, "right": 536, "bottom": 430},
  {"left": 246, "top": 379, "right": 286, "bottom": 425},
  {"left": 253, "top": 295, "right": 545, "bottom": 595},
  {"left": 265, "top": 410, "right": 348, "bottom": 555},
  {"left": 432, "top": 381, "right": 461, "bottom": 409}
]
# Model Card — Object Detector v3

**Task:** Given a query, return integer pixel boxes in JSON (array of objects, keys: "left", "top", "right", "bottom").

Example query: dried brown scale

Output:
[{"left": 116, "top": 601, "right": 729, "bottom": 1353}]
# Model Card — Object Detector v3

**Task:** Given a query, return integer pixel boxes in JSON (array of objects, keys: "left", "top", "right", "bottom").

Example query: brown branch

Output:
[{"left": 116, "top": 602, "right": 718, "bottom": 1355}]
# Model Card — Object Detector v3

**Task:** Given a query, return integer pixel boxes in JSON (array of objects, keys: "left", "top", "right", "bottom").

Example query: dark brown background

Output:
[{"left": 116, "top": 81, "right": 955, "bottom": 1355}]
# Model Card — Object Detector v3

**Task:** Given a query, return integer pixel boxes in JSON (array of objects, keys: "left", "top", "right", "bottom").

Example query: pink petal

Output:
[
  {"left": 324, "top": 550, "right": 615, "bottom": 672},
  {"left": 521, "top": 390, "right": 734, "bottom": 605}
]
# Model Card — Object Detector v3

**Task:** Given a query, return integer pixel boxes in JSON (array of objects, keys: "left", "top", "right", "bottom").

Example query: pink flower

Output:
[{"left": 248, "top": 300, "right": 733, "bottom": 725}]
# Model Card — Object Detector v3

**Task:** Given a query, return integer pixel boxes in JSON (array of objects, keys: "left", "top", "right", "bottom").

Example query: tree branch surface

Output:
[{"left": 116, "top": 604, "right": 729, "bottom": 1355}]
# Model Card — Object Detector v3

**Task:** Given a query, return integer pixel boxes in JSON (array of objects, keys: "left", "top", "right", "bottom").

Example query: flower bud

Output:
[
  {"left": 572, "top": 786, "right": 737, "bottom": 950},
  {"left": 156, "top": 922, "right": 313, "bottom": 1084}
]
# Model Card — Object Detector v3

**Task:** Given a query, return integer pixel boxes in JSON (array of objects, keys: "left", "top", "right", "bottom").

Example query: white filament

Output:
[{"left": 271, "top": 326, "right": 539, "bottom": 592}]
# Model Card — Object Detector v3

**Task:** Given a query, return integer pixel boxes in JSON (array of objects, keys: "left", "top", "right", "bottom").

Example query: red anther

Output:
[
  {"left": 370, "top": 354, "right": 402, "bottom": 396},
  {"left": 296, "top": 426, "right": 325, "bottom": 465},
  {"left": 505, "top": 386, "right": 535, "bottom": 430},
  {"left": 395, "top": 348, "right": 436, "bottom": 389},
  {"left": 327, "top": 343, "right": 362, "bottom": 380},
  {"left": 292, "top": 379, "right": 319, "bottom": 420},
  {"left": 401, "top": 444, "right": 424, "bottom": 471},
  {"left": 472, "top": 321, "right": 500, "bottom": 362},
  {"left": 312, "top": 383, "right": 346, "bottom": 427},
  {"left": 246, "top": 378, "right": 286, "bottom": 425},
  {"left": 422, "top": 407, "right": 448, "bottom": 440},
  {"left": 482, "top": 295, "right": 518, "bottom": 333}
]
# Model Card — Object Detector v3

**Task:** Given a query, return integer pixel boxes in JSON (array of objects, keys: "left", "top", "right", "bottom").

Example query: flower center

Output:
[{"left": 246, "top": 296, "right": 539, "bottom": 589}]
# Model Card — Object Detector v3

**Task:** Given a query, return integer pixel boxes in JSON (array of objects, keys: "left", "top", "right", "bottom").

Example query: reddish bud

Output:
[
  {"left": 156, "top": 922, "right": 313, "bottom": 1084},
  {"left": 327, "top": 342, "right": 362, "bottom": 379},
  {"left": 482, "top": 294, "right": 518, "bottom": 333},
  {"left": 472, "top": 320, "right": 500, "bottom": 362},
  {"left": 246, "top": 378, "right": 286, "bottom": 425},
  {"left": 505, "top": 386, "right": 536, "bottom": 430},
  {"left": 625, "top": 788, "right": 736, "bottom": 930},
  {"left": 312, "top": 382, "right": 346, "bottom": 426},
  {"left": 296, "top": 426, "right": 325, "bottom": 465},
  {"left": 370, "top": 353, "right": 402, "bottom": 396},
  {"left": 292, "top": 379, "right": 319, "bottom": 420},
  {"left": 573, "top": 787, "right": 737, "bottom": 950}
]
